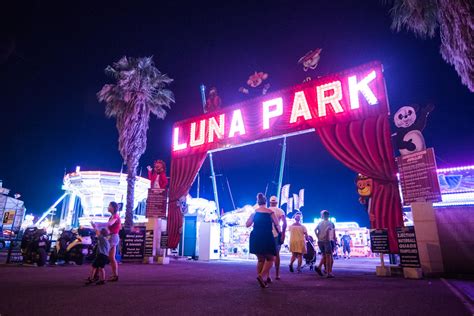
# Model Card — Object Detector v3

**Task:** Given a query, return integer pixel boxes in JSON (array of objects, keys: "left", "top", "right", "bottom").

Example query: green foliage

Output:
[
  {"left": 386, "top": 0, "right": 474, "bottom": 92},
  {"left": 388, "top": 0, "right": 438, "bottom": 38},
  {"left": 97, "top": 56, "right": 175, "bottom": 227}
]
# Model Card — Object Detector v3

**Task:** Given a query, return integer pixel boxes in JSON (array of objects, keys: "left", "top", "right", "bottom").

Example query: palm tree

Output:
[
  {"left": 98, "top": 56, "right": 175, "bottom": 229},
  {"left": 387, "top": 0, "right": 473, "bottom": 92}
]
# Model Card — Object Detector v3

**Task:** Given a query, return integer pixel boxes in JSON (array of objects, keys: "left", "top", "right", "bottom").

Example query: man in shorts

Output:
[
  {"left": 268, "top": 196, "right": 287, "bottom": 281},
  {"left": 315, "top": 210, "right": 335, "bottom": 278},
  {"left": 341, "top": 231, "right": 352, "bottom": 259}
]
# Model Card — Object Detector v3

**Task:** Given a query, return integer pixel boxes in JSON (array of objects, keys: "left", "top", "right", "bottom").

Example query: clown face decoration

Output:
[
  {"left": 356, "top": 174, "right": 372, "bottom": 205},
  {"left": 178, "top": 195, "right": 188, "bottom": 214},
  {"left": 393, "top": 104, "right": 434, "bottom": 156},
  {"left": 357, "top": 175, "right": 372, "bottom": 197},
  {"left": 298, "top": 48, "right": 322, "bottom": 72},
  {"left": 239, "top": 71, "right": 270, "bottom": 96},
  {"left": 247, "top": 71, "right": 268, "bottom": 88}
]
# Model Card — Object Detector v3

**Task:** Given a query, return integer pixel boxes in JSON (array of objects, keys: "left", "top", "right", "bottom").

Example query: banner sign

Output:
[
  {"left": 396, "top": 226, "right": 421, "bottom": 268},
  {"left": 2, "top": 210, "right": 15, "bottom": 226},
  {"left": 144, "top": 229, "right": 154, "bottom": 257},
  {"left": 172, "top": 61, "right": 389, "bottom": 157},
  {"left": 121, "top": 226, "right": 146, "bottom": 261},
  {"left": 369, "top": 229, "right": 390, "bottom": 253},
  {"left": 160, "top": 233, "right": 169, "bottom": 248},
  {"left": 397, "top": 148, "right": 442, "bottom": 205},
  {"left": 146, "top": 189, "right": 167, "bottom": 218}
]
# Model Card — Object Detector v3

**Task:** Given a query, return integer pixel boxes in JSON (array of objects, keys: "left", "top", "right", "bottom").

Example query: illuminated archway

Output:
[{"left": 167, "top": 61, "right": 403, "bottom": 252}]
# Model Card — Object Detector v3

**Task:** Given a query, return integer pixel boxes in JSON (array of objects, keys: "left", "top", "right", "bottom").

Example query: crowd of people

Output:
[
  {"left": 82, "top": 191, "right": 349, "bottom": 288},
  {"left": 247, "top": 193, "right": 343, "bottom": 288}
]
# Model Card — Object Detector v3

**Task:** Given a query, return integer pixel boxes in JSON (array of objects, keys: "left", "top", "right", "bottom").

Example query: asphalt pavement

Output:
[{"left": 0, "top": 257, "right": 471, "bottom": 316}]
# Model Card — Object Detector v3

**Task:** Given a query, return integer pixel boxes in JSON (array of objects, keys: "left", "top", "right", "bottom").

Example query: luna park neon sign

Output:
[{"left": 172, "top": 61, "right": 389, "bottom": 156}]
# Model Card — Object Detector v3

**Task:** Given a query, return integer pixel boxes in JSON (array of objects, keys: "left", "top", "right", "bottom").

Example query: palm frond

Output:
[
  {"left": 389, "top": 0, "right": 438, "bottom": 38},
  {"left": 386, "top": 0, "right": 473, "bottom": 91}
]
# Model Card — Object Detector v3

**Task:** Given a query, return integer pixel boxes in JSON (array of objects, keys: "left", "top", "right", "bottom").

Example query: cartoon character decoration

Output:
[
  {"left": 298, "top": 48, "right": 322, "bottom": 72},
  {"left": 239, "top": 71, "right": 270, "bottom": 96},
  {"left": 177, "top": 195, "right": 188, "bottom": 215},
  {"left": 204, "top": 87, "right": 221, "bottom": 113},
  {"left": 393, "top": 104, "right": 434, "bottom": 156},
  {"left": 356, "top": 174, "right": 375, "bottom": 222},
  {"left": 356, "top": 174, "right": 373, "bottom": 205},
  {"left": 147, "top": 160, "right": 168, "bottom": 189}
]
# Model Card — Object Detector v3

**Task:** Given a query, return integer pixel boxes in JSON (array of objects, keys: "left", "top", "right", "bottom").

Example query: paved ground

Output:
[{"left": 0, "top": 257, "right": 471, "bottom": 316}]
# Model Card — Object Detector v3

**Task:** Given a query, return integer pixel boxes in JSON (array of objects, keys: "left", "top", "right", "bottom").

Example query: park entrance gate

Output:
[{"left": 167, "top": 61, "right": 403, "bottom": 252}]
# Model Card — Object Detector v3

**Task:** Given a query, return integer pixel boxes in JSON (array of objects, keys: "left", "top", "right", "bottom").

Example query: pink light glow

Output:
[
  {"left": 436, "top": 165, "right": 474, "bottom": 173},
  {"left": 190, "top": 119, "right": 206, "bottom": 147},
  {"left": 316, "top": 80, "right": 343, "bottom": 117},
  {"left": 262, "top": 97, "right": 283, "bottom": 130},
  {"left": 173, "top": 127, "right": 187, "bottom": 151},
  {"left": 228, "top": 109, "right": 246, "bottom": 137},
  {"left": 348, "top": 70, "right": 378, "bottom": 109},
  {"left": 290, "top": 91, "right": 312, "bottom": 123},
  {"left": 208, "top": 114, "right": 225, "bottom": 143}
]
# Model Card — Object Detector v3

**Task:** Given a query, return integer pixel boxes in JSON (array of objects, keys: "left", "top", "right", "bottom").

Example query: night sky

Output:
[{"left": 1, "top": 1, "right": 473, "bottom": 227}]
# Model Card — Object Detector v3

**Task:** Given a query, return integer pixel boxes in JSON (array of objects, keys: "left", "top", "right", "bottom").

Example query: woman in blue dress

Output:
[{"left": 247, "top": 193, "right": 281, "bottom": 288}]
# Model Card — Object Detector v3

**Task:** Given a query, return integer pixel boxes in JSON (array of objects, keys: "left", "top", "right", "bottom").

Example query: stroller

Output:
[{"left": 302, "top": 236, "right": 317, "bottom": 271}]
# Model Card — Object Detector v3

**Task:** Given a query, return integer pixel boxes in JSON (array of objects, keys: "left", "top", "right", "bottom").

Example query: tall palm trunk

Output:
[
  {"left": 120, "top": 101, "right": 148, "bottom": 230},
  {"left": 125, "top": 162, "right": 137, "bottom": 229}
]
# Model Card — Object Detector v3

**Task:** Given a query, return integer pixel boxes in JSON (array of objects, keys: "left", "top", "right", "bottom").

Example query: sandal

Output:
[
  {"left": 108, "top": 275, "right": 119, "bottom": 282},
  {"left": 256, "top": 276, "right": 268, "bottom": 288},
  {"left": 85, "top": 278, "right": 94, "bottom": 285}
]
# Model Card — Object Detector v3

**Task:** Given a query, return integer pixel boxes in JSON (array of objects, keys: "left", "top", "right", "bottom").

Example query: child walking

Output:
[
  {"left": 288, "top": 212, "right": 308, "bottom": 273},
  {"left": 85, "top": 227, "right": 110, "bottom": 285}
]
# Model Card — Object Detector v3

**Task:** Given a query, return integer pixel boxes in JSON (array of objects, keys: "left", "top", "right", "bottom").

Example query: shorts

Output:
[
  {"left": 318, "top": 241, "right": 333, "bottom": 254},
  {"left": 343, "top": 244, "right": 351, "bottom": 253},
  {"left": 109, "top": 234, "right": 119, "bottom": 247},
  {"left": 92, "top": 254, "right": 109, "bottom": 268},
  {"left": 275, "top": 237, "right": 282, "bottom": 253}
]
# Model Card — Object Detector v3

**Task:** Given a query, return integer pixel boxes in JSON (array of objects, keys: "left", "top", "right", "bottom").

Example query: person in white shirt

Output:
[
  {"left": 268, "top": 195, "right": 287, "bottom": 281},
  {"left": 315, "top": 210, "right": 335, "bottom": 278}
]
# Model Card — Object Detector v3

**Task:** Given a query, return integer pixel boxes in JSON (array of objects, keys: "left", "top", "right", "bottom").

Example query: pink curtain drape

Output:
[
  {"left": 318, "top": 114, "right": 403, "bottom": 253},
  {"left": 166, "top": 153, "right": 207, "bottom": 248}
]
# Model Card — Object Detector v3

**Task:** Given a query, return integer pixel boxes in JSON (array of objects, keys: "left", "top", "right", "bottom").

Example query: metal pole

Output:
[
  {"left": 226, "top": 177, "right": 236, "bottom": 210},
  {"left": 200, "top": 84, "right": 206, "bottom": 113},
  {"left": 197, "top": 172, "right": 200, "bottom": 199},
  {"left": 209, "top": 153, "right": 220, "bottom": 215},
  {"left": 276, "top": 137, "right": 287, "bottom": 206}
]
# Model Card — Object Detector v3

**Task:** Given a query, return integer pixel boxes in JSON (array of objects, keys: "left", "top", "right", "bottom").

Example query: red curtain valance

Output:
[
  {"left": 166, "top": 153, "right": 207, "bottom": 248},
  {"left": 318, "top": 114, "right": 403, "bottom": 252}
]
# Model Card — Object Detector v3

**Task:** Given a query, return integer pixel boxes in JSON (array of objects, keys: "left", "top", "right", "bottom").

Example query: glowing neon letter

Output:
[
  {"left": 262, "top": 97, "right": 283, "bottom": 130},
  {"left": 190, "top": 119, "right": 206, "bottom": 147},
  {"left": 290, "top": 91, "right": 312, "bottom": 123},
  {"left": 173, "top": 126, "right": 187, "bottom": 151},
  {"left": 348, "top": 70, "right": 378, "bottom": 109},
  {"left": 228, "top": 109, "right": 246, "bottom": 137},
  {"left": 316, "top": 81, "right": 344, "bottom": 117},
  {"left": 208, "top": 114, "right": 225, "bottom": 143}
]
